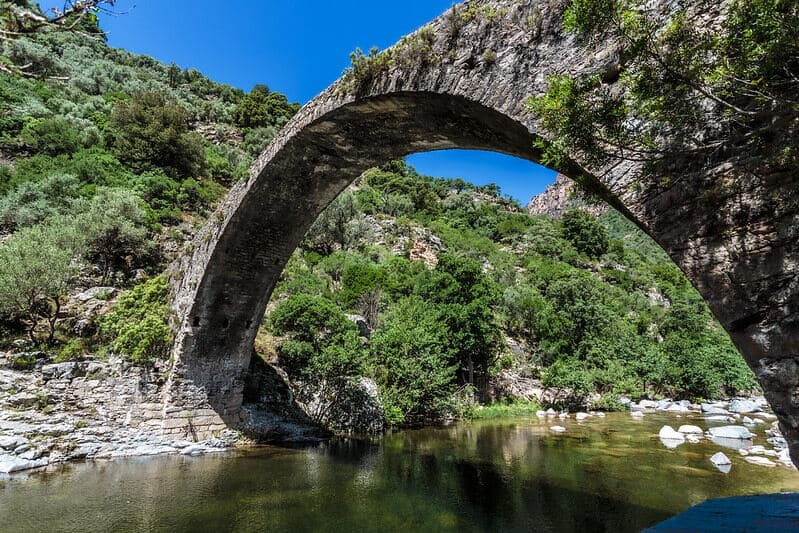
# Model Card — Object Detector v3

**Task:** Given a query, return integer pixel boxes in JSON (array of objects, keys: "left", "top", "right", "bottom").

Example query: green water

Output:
[{"left": 1, "top": 413, "right": 798, "bottom": 532}]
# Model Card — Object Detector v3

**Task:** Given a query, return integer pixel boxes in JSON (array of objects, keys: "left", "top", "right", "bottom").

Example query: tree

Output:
[
  {"left": 303, "top": 192, "right": 359, "bottom": 254},
  {"left": 561, "top": 209, "right": 609, "bottom": 259},
  {"left": 108, "top": 91, "right": 205, "bottom": 178},
  {"left": 0, "top": 219, "right": 80, "bottom": 344},
  {"left": 234, "top": 84, "right": 300, "bottom": 129},
  {"left": 99, "top": 275, "right": 172, "bottom": 363},
  {"left": 74, "top": 188, "right": 151, "bottom": 284},
  {"left": 270, "top": 294, "right": 364, "bottom": 380},
  {"left": 270, "top": 293, "right": 367, "bottom": 423},
  {"left": 370, "top": 297, "right": 457, "bottom": 425},
  {"left": 528, "top": 0, "right": 798, "bottom": 171},
  {"left": 418, "top": 254, "right": 501, "bottom": 390},
  {"left": 1, "top": 0, "right": 115, "bottom": 75}
]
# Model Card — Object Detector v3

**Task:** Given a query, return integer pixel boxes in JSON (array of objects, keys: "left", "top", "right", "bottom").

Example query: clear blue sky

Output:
[{"left": 48, "top": 0, "right": 557, "bottom": 203}]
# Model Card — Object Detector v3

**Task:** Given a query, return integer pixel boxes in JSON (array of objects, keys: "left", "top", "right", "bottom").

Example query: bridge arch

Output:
[{"left": 164, "top": 0, "right": 799, "bottom": 464}]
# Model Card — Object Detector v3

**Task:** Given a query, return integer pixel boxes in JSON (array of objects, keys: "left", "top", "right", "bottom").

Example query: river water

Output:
[{"left": 1, "top": 412, "right": 798, "bottom": 532}]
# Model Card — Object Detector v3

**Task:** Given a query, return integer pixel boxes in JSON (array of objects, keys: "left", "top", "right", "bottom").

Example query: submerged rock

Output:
[
  {"left": 575, "top": 412, "right": 590, "bottom": 421},
  {"left": 659, "top": 425, "right": 685, "bottom": 440},
  {"left": 659, "top": 426, "right": 685, "bottom": 448},
  {"left": 701, "top": 403, "right": 730, "bottom": 415}
]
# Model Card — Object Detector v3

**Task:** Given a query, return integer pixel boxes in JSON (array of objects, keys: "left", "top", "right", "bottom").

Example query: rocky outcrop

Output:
[
  {"left": 239, "top": 355, "right": 329, "bottom": 442},
  {"left": 292, "top": 376, "right": 385, "bottom": 435},
  {"left": 526, "top": 174, "right": 606, "bottom": 218},
  {"left": 0, "top": 354, "right": 241, "bottom": 473}
]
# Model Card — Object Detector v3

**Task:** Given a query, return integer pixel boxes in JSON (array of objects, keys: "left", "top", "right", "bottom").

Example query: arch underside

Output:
[{"left": 174, "top": 92, "right": 588, "bottom": 417}]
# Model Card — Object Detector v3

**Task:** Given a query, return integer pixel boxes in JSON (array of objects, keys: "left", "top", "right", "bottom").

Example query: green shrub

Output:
[
  {"left": 0, "top": 173, "right": 82, "bottom": 230},
  {"left": 99, "top": 276, "right": 172, "bottom": 364},
  {"left": 20, "top": 117, "right": 84, "bottom": 156},
  {"left": 108, "top": 91, "right": 205, "bottom": 178},
  {"left": 561, "top": 209, "right": 609, "bottom": 259},
  {"left": 471, "top": 399, "right": 541, "bottom": 419},
  {"left": 10, "top": 353, "right": 37, "bottom": 370},
  {"left": 56, "top": 338, "right": 88, "bottom": 362}
]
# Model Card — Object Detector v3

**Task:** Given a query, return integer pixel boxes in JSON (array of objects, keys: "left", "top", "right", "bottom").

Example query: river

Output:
[{"left": 1, "top": 412, "right": 797, "bottom": 532}]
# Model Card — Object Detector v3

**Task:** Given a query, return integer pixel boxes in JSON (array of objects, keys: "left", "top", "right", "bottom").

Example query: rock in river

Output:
[
  {"left": 707, "top": 426, "right": 753, "bottom": 440},
  {"left": 709, "top": 452, "right": 732, "bottom": 473},
  {"left": 659, "top": 426, "right": 685, "bottom": 448},
  {"left": 744, "top": 456, "right": 776, "bottom": 467},
  {"left": 677, "top": 425, "right": 703, "bottom": 435},
  {"left": 550, "top": 426, "right": 566, "bottom": 433},
  {"left": 728, "top": 399, "right": 761, "bottom": 414},
  {"left": 659, "top": 425, "right": 685, "bottom": 440},
  {"left": 710, "top": 451, "right": 731, "bottom": 466}
]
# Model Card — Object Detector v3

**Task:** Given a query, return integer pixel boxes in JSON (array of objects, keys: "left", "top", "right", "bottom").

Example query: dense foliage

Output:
[
  {"left": 99, "top": 275, "right": 171, "bottom": 363},
  {"left": 529, "top": 0, "right": 798, "bottom": 172},
  {"left": 263, "top": 160, "right": 756, "bottom": 422},
  {"left": 0, "top": 9, "right": 297, "bottom": 354}
]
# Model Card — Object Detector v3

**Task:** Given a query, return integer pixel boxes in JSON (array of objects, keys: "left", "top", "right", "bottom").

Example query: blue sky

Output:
[{"left": 46, "top": 0, "right": 557, "bottom": 203}]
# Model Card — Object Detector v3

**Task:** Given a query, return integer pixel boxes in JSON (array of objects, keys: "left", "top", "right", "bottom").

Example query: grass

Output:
[{"left": 470, "top": 399, "right": 542, "bottom": 419}]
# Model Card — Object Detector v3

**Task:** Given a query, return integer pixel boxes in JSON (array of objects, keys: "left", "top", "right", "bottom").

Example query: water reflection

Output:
[{"left": 0, "top": 414, "right": 797, "bottom": 532}]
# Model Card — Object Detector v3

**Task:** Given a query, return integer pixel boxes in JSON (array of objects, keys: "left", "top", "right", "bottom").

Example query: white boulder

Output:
[
  {"left": 729, "top": 399, "right": 761, "bottom": 414},
  {"left": 744, "top": 456, "right": 776, "bottom": 467},
  {"left": 707, "top": 426, "right": 753, "bottom": 440},
  {"left": 710, "top": 452, "right": 731, "bottom": 466}
]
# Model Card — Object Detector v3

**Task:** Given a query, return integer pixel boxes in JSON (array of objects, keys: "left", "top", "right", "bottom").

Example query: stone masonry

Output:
[{"left": 163, "top": 0, "right": 799, "bottom": 466}]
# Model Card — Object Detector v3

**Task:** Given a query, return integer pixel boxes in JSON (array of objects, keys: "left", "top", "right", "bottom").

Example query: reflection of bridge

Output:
[{"left": 160, "top": 0, "right": 798, "bottom": 467}]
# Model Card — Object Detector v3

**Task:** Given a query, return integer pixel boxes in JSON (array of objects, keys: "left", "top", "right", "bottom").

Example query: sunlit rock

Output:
[{"left": 744, "top": 456, "right": 776, "bottom": 467}]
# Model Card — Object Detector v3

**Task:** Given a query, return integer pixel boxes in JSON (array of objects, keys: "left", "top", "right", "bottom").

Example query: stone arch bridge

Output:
[{"left": 159, "top": 0, "right": 798, "bottom": 462}]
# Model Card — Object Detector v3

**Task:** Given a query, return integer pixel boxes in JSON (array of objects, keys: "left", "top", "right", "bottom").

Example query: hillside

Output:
[
  {"left": 259, "top": 160, "right": 756, "bottom": 426},
  {"left": 0, "top": 12, "right": 756, "bottom": 433}
]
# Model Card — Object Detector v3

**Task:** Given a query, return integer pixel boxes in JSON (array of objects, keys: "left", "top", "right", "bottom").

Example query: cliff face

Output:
[{"left": 526, "top": 174, "right": 606, "bottom": 218}]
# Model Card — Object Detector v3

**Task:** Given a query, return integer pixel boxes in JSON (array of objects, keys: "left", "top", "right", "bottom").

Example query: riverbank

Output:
[
  {"left": 0, "top": 353, "right": 245, "bottom": 474},
  {"left": 0, "top": 351, "right": 792, "bottom": 475},
  {"left": 3, "top": 413, "right": 799, "bottom": 532}
]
